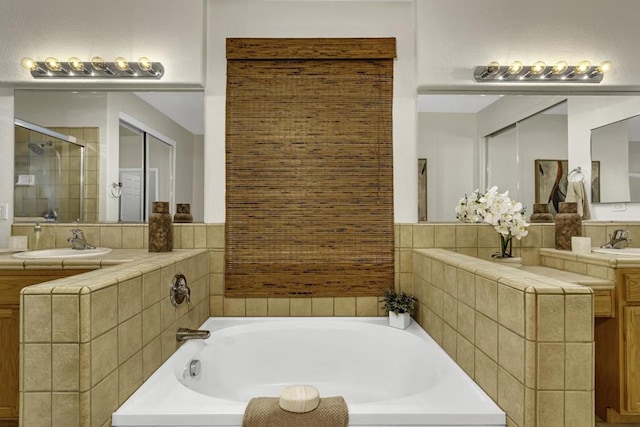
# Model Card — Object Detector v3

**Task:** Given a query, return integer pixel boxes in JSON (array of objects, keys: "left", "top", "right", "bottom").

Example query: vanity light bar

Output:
[
  {"left": 20, "top": 56, "right": 164, "bottom": 79},
  {"left": 473, "top": 60, "right": 612, "bottom": 83}
]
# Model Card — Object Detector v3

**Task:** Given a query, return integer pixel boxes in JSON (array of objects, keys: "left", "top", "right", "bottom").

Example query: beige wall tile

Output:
[
  {"left": 91, "top": 328, "right": 117, "bottom": 387},
  {"left": 430, "top": 287, "right": 444, "bottom": 318},
  {"left": 290, "top": 298, "right": 312, "bottom": 316},
  {"left": 79, "top": 343, "right": 90, "bottom": 392},
  {"left": 142, "top": 303, "right": 161, "bottom": 346},
  {"left": 585, "top": 263, "right": 609, "bottom": 280},
  {"left": 52, "top": 344, "right": 79, "bottom": 392},
  {"left": 180, "top": 225, "right": 195, "bottom": 249},
  {"left": 413, "top": 225, "right": 434, "bottom": 248},
  {"left": 498, "top": 285, "right": 525, "bottom": 337},
  {"left": 475, "top": 349, "right": 498, "bottom": 401},
  {"left": 443, "top": 264, "right": 457, "bottom": 297},
  {"left": 498, "top": 368, "right": 524, "bottom": 427},
  {"left": 209, "top": 273, "right": 224, "bottom": 296},
  {"left": 206, "top": 224, "right": 225, "bottom": 248},
  {"left": 24, "top": 294, "right": 52, "bottom": 342},
  {"left": 456, "top": 334, "right": 474, "bottom": 377},
  {"left": 24, "top": 344, "right": 51, "bottom": 391},
  {"left": 52, "top": 392, "right": 79, "bottom": 427},
  {"left": 23, "top": 392, "right": 52, "bottom": 427},
  {"left": 538, "top": 342, "right": 565, "bottom": 390},
  {"left": 499, "top": 326, "right": 525, "bottom": 383},
  {"left": 455, "top": 224, "right": 478, "bottom": 248},
  {"left": 399, "top": 249, "right": 413, "bottom": 273},
  {"left": 441, "top": 322, "right": 457, "bottom": 359},
  {"left": 267, "top": 298, "right": 290, "bottom": 316},
  {"left": 565, "top": 295, "right": 592, "bottom": 342},
  {"left": 91, "top": 286, "right": 117, "bottom": 339},
  {"left": 457, "top": 269, "right": 475, "bottom": 307},
  {"left": 537, "top": 391, "right": 564, "bottom": 427},
  {"left": 312, "top": 297, "right": 334, "bottom": 316},
  {"left": 91, "top": 371, "right": 118, "bottom": 427},
  {"left": 476, "top": 277, "right": 497, "bottom": 320},
  {"left": 141, "top": 268, "right": 162, "bottom": 309},
  {"left": 476, "top": 313, "right": 498, "bottom": 362},
  {"left": 142, "top": 336, "right": 162, "bottom": 381},
  {"left": 443, "top": 293, "right": 457, "bottom": 329},
  {"left": 193, "top": 224, "right": 207, "bottom": 248},
  {"left": 478, "top": 225, "right": 500, "bottom": 249},
  {"left": 52, "top": 295, "right": 79, "bottom": 342},
  {"left": 435, "top": 225, "right": 455, "bottom": 248},
  {"left": 118, "top": 276, "right": 142, "bottom": 323},
  {"left": 564, "top": 391, "right": 593, "bottom": 427},
  {"left": 121, "top": 226, "right": 144, "bottom": 249},
  {"left": 565, "top": 343, "right": 593, "bottom": 391},
  {"left": 521, "top": 225, "right": 541, "bottom": 248},
  {"left": 118, "top": 314, "right": 142, "bottom": 363},
  {"left": 457, "top": 301, "right": 475, "bottom": 343},
  {"left": 356, "top": 296, "right": 378, "bottom": 316},
  {"left": 99, "top": 226, "right": 122, "bottom": 248},
  {"left": 161, "top": 327, "right": 178, "bottom": 362},
  {"left": 334, "top": 297, "right": 356, "bottom": 316},
  {"left": 209, "top": 250, "right": 224, "bottom": 274},
  {"left": 399, "top": 224, "right": 413, "bottom": 248},
  {"left": 431, "top": 260, "right": 444, "bottom": 290},
  {"left": 525, "top": 339, "right": 536, "bottom": 389},
  {"left": 210, "top": 295, "right": 224, "bottom": 316},
  {"left": 119, "top": 351, "right": 143, "bottom": 404},
  {"left": 537, "top": 294, "right": 565, "bottom": 341},
  {"left": 246, "top": 298, "right": 268, "bottom": 316},
  {"left": 160, "top": 296, "right": 176, "bottom": 329},
  {"left": 224, "top": 297, "right": 246, "bottom": 316}
]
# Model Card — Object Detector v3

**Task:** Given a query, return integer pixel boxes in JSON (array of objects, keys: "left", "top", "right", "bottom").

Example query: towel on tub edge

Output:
[{"left": 242, "top": 396, "right": 348, "bottom": 427}]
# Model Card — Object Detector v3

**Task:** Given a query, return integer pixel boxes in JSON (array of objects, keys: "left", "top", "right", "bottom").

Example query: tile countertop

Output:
[
  {"left": 0, "top": 248, "right": 208, "bottom": 293},
  {"left": 521, "top": 265, "right": 615, "bottom": 291},
  {"left": 540, "top": 248, "right": 640, "bottom": 269}
]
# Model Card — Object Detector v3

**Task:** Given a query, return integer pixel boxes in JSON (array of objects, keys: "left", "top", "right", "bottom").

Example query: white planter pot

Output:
[{"left": 389, "top": 312, "right": 411, "bottom": 329}]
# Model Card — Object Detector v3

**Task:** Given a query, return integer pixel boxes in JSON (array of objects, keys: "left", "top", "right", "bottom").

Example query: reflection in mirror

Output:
[
  {"left": 591, "top": 114, "right": 640, "bottom": 203},
  {"left": 14, "top": 90, "right": 204, "bottom": 223}
]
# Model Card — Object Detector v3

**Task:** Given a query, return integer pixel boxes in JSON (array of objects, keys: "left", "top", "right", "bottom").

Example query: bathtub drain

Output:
[{"left": 189, "top": 359, "right": 201, "bottom": 377}]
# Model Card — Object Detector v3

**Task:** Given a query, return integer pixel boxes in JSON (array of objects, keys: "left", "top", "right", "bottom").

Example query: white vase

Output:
[{"left": 389, "top": 312, "right": 411, "bottom": 329}]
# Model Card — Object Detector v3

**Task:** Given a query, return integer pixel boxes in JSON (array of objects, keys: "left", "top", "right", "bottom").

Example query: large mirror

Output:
[
  {"left": 591, "top": 114, "right": 640, "bottom": 203},
  {"left": 14, "top": 90, "right": 204, "bottom": 223}
]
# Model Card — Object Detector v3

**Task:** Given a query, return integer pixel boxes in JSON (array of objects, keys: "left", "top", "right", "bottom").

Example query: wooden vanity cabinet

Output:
[
  {"left": 595, "top": 270, "right": 640, "bottom": 423},
  {"left": 0, "top": 269, "right": 90, "bottom": 427}
]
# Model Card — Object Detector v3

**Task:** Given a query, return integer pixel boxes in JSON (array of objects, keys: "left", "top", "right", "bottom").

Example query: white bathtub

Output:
[{"left": 112, "top": 317, "right": 505, "bottom": 427}]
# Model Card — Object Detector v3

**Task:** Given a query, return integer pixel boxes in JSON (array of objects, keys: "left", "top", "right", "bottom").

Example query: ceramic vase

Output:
[
  {"left": 149, "top": 201, "right": 173, "bottom": 252},
  {"left": 174, "top": 203, "right": 193, "bottom": 223},
  {"left": 530, "top": 203, "right": 554, "bottom": 223},
  {"left": 555, "top": 202, "right": 581, "bottom": 250}
]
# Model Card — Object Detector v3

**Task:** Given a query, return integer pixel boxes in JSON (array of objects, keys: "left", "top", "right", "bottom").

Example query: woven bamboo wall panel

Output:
[
  {"left": 226, "top": 37, "right": 396, "bottom": 60},
  {"left": 226, "top": 42, "right": 394, "bottom": 297}
]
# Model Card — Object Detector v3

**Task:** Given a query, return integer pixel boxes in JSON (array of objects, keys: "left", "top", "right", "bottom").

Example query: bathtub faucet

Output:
[
  {"left": 67, "top": 228, "right": 95, "bottom": 250},
  {"left": 176, "top": 328, "right": 211, "bottom": 342}
]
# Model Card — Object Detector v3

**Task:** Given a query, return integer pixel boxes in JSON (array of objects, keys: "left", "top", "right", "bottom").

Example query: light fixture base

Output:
[
  {"left": 473, "top": 65, "right": 604, "bottom": 83},
  {"left": 29, "top": 61, "right": 164, "bottom": 79}
]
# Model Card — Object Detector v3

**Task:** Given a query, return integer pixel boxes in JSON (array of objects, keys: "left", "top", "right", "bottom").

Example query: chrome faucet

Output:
[
  {"left": 67, "top": 228, "right": 95, "bottom": 250},
  {"left": 601, "top": 229, "right": 632, "bottom": 249},
  {"left": 176, "top": 328, "right": 211, "bottom": 342}
]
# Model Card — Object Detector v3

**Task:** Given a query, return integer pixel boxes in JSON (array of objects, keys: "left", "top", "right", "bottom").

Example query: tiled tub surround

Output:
[
  {"left": 413, "top": 248, "right": 594, "bottom": 427},
  {"left": 15, "top": 249, "right": 209, "bottom": 427}
]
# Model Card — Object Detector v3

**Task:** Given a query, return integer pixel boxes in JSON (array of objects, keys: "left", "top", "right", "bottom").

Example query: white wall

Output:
[
  {"left": 591, "top": 120, "right": 629, "bottom": 202},
  {"left": 205, "top": 0, "right": 417, "bottom": 222},
  {"left": 418, "top": 113, "right": 476, "bottom": 221}
]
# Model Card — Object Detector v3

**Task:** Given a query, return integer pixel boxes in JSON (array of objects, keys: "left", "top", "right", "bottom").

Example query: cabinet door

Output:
[
  {"left": 0, "top": 306, "right": 19, "bottom": 419},
  {"left": 625, "top": 306, "right": 640, "bottom": 413}
]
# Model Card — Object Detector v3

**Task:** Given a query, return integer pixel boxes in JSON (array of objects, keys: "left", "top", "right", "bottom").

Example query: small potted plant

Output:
[{"left": 382, "top": 288, "right": 416, "bottom": 329}]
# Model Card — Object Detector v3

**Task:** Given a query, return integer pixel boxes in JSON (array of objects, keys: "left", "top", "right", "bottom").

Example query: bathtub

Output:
[{"left": 112, "top": 317, "right": 505, "bottom": 427}]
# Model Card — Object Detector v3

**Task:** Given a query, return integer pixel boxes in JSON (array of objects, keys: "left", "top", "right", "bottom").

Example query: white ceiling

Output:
[{"left": 134, "top": 92, "right": 204, "bottom": 135}]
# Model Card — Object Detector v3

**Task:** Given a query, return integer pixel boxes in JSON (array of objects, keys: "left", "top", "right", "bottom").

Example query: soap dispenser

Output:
[{"left": 29, "top": 222, "right": 42, "bottom": 251}]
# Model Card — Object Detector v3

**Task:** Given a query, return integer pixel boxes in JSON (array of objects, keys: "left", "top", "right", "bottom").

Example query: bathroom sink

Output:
[
  {"left": 13, "top": 247, "right": 112, "bottom": 259},
  {"left": 591, "top": 247, "right": 640, "bottom": 256}
]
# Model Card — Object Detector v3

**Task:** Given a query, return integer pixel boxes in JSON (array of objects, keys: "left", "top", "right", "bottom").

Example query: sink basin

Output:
[
  {"left": 13, "top": 247, "right": 112, "bottom": 259},
  {"left": 591, "top": 247, "right": 640, "bottom": 256}
]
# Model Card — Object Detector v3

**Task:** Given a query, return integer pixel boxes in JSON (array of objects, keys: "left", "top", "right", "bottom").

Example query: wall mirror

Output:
[
  {"left": 14, "top": 90, "right": 204, "bottom": 223},
  {"left": 591, "top": 114, "right": 640, "bottom": 203}
]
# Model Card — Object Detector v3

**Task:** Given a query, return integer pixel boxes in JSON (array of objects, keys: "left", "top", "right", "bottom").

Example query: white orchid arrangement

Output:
[{"left": 456, "top": 186, "right": 529, "bottom": 257}]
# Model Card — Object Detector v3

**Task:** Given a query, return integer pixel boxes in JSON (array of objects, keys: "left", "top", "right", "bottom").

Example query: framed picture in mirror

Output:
[{"left": 534, "top": 159, "right": 600, "bottom": 214}]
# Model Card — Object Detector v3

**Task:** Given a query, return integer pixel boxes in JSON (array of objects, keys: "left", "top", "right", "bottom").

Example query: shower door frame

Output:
[{"left": 14, "top": 118, "right": 86, "bottom": 222}]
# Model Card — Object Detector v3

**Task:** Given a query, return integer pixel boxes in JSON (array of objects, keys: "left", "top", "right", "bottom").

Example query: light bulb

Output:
[
  {"left": 575, "top": 60, "right": 591, "bottom": 75},
  {"left": 531, "top": 61, "right": 546, "bottom": 75},
  {"left": 138, "top": 57, "right": 152, "bottom": 71},
  {"left": 114, "top": 57, "right": 129, "bottom": 71},
  {"left": 45, "top": 57, "right": 61, "bottom": 71},
  {"left": 479, "top": 61, "right": 501, "bottom": 79},
  {"left": 552, "top": 61, "right": 568, "bottom": 75},
  {"left": 91, "top": 56, "right": 106, "bottom": 70},
  {"left": 598, "top": 60, "right": 613, "bottom": 73},
  {"left": 20, "top": 57, "right": 37, "bottom": 71},
  {"left": 68, "top": 57, "right": 85, "bottom": 72},
  {"left": 508, "top": 61, "right": 523, "bottom": 75}
]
